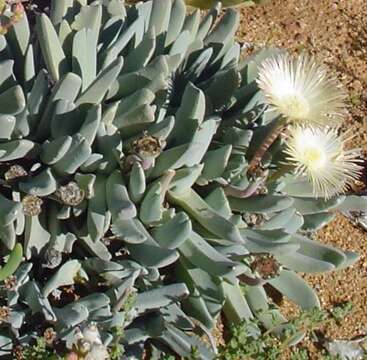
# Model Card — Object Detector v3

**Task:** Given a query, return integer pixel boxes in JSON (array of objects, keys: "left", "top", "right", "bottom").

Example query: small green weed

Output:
[{"left": 218, "top": 302, "right": 353, "bottom": 360}]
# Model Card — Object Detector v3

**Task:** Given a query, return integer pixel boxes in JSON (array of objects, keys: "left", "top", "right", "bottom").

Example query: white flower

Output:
[
  {"left": 85, "top": 344, "right": 110, "bottom": 360},
  {"left": 284, "top": 126, "right": 362, "bottom": 199},
  {"left": 257, "top": 53, "right": 346, "bottom": 127},
  {"left": 82, "top": 324, "right": 102, "bottom": 345}
]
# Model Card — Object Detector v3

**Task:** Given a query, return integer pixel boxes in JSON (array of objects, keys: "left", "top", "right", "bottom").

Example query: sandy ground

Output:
[{"left": 237, "top": 0, "right": 367, "bottom": 356}]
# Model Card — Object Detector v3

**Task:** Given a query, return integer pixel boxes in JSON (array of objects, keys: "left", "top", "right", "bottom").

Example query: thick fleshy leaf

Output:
[
  {"left": 52, "top": 134, "right": 92, "bottom": 175},
  {"left": 0, "top": 244, "right": 23, "bottom": 281},
  {"left": 292, "top": 196, "right": 345, "bottom": 215},
  {"left": 153, "top": 212, "right": 191, "bottom": 249},
  {"left": 21, "top": 281, "right": 57, "bottom": 322},
  {"left": 268, "top": 270, "right": 320, "bottom": 309},
  {"left": 107, "top": 170, "right": 137, "bottom": 221},
  {"left": 280, "top": 234, "right": 347, "bottom": 270},
  {"left": 43, "top": 259, "right": 85, "bottom": 297},
  {"left": 24, "top": 214, "right": 50, "bottom": 259},
  {"left": 40, "top": 136, "right": 72, "bottom": 164},
  {"left": 19, "top": 168, "right": 57, "bottom": 196},
  {"left": 179, "top": 231, "right": 235, "bottom": 276},
  {"left": 135, "top": 284, "right": 189, "bottom": 314},
  {"left": 36, "top": 14, "right": 68, "bottom": 82},
  {"left": 150, "top": 119, "right": 218, "bottom": 178},
  {"left": 0, "top": 194, "right": 21, "bottom": 226},
  {"left": 0, "top": 140, "right": 36, "bottom": 161},
  {"left": 229, "top": 195, "right": 294, "bottom": 213},
  {"left": 169, "top": 189, "right": 245, "bottom": 244},
  {"left": 223, "top": 280, "right": 253, "bottom": 324}
]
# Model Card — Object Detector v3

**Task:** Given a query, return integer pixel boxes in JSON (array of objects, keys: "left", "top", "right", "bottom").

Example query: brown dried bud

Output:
[
  {"left": 43, "top": 327, "right": 57, "bottom": 345},
  {"left": 4, "top": 275, "right": 17, "bottom": 290},
  {"left": 55, "top": 182, "right": 84, "bottom": 206},
  {"left": 132, "top": 133, "right": 161, "bottom": 159},
  {"left": 22, "top": 195, "right": 43, "bottom": 216},
  {"left": 250, "top": 254, "right": 281, "bottom": 280},
  {"left": 4, "top": 165, "right": 27, "bottom": 181},
  {"left": 13, "top": 345, "right": 24, "bottom": 360},
  {"left": 243, "top": 213, "right": 268, "bottom": 227},
  {"left": 0, "top": 306, "right": 10, "bottom": 323}
]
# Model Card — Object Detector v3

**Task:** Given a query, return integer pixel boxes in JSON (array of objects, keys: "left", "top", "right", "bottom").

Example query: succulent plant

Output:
[{"left": 0, "top": 0, "right": 366, "bottom": 358}]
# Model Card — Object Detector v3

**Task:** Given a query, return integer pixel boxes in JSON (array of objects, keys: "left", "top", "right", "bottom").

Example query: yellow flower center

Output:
[
  {"left": 302, "top": 147, "right": 326, "bottom": 170},
  {"left": 281, "top": 95, "right": 310, "bottom": 120}
]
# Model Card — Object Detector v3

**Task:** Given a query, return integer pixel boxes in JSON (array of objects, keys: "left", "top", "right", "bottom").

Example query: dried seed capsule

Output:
[
  {"left": 55, "top": 182, "right": 84, "bottom": 206},
  {"left": 43, "top": 327, "right": 57, "bottom": 345},
  {"left": 243, "top": 213, "right": 268, "bottom": 227},
  {"left": 250, "top": 254, "right": 281, "bottom": 280},
  {"left": 22, "top": 195, "right": 43, "bottom": 216},
  {"left": 0, "top": 306, "right": 10, "bottom": 323},
  {"left": 4, "top": 165, "right": 27, "bottom": 181},
  {"left": 132, "top": 133, "right": 161, "bottom": 159},
  {"left": 3, "top": 275, "right": 17, "bottom": 290}
]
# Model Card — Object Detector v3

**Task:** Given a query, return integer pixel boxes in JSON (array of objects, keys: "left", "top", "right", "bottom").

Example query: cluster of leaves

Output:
[{"left": 0, "top": 0, "right": 366, "bottom": 358}]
